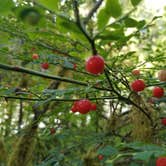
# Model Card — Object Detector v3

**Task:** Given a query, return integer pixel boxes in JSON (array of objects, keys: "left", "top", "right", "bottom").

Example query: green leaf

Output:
[
  {"left": 127, "top": 142, "right": 166, "bottom": 152},
  {"left": 137, "top": 20, "right": 146, "bottom": 28},
  {"left": 63, "top": 60, "right": 74, "bottom": 69},
  {"left": 37, "top": 0, "right": 58, "bottom": 11},
  {"left": 56, "top": 15, "right": 85, "bottom": 41},
  {"left": 96, "top": 29, "right": 125, "bottom": 41},
  {"left": 124, "top": 17, "right": 138, "bottom": 27},
  {"left": 130, "top": 0, "right": 142, "bottom": 6},
  {"left": 0, "top": 0, "right": 14, "bottom": 15},
  {"left": 97, "top": 146, "right": 118, "bottom": 156},
  {"left": 97, "top": 9, "right": 110, "bottom": 30},
  {"left": 129, "top": 163, "right": 140, "bottom": 166},
  {"left": 106, "top": 0, "right": 122, "bottom": 18},
  {"left": 133, "top": 151, "right": 154, "bottom": 161},
  {"left": 97, "top": 0, "right": 122, "bottom": 29}
]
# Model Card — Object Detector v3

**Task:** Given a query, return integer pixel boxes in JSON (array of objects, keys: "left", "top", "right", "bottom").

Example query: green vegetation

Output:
[{"left": 0, "top": 0, "right": 165, "bottom": 166}]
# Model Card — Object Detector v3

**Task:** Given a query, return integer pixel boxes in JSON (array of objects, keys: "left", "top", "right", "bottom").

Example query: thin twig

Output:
[
  {"left": 84, "top": 0, "right": 104, "bottom": 24},
  {"left": 0, "top": 63, "right": 111, "bottom": 92},
  {"left": 73, "top": 0, "right": 97, "bottom": 54},
  {"left": 0, "top": 95, "right": 118, "bottom": 102}
]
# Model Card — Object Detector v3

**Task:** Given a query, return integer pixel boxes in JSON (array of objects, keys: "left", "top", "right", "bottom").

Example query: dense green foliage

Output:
[{"left": 0, "top": 0, "right": 165, "bottom": 166}]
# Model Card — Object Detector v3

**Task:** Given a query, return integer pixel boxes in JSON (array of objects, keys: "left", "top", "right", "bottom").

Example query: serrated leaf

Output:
[{"left": 130, "top": 0, "right": 142, "bottom": 6}]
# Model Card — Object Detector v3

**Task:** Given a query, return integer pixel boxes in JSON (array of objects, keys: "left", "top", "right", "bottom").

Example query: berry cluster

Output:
[
  {"left": 130, "top": 79, "right": 164, "bottom": 98},
  {"left": 71, "top": 99, "right": 96, "bottom": 114},
  {"left": 130, "top": 69, "right": 165, "bottom": 98},
  {"left": 130, "top": 69, "right": 165, "bottom": 126}
]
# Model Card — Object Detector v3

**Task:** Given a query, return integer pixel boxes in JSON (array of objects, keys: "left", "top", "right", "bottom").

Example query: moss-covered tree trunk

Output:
[
  {"left": 130, "top": 93, "right": 153, "bottom": 142},
  {"left": 7, "top": 123, "right": 38, "bottom": 166}
]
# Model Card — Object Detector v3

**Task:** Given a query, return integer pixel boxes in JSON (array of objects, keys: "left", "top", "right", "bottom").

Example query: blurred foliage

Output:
[{"left": 0, "top": 0, "right": 165, "bottom": 166}]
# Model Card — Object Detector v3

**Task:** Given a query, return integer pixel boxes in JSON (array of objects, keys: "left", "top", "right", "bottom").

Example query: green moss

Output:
[
  {"left": 7, "top": 124, "right": 38, "bottom": 166},
  {"left": 0, "top": 138, "right": 7, "bottom": 164},
  {"left": 130, "top": 93, "right": 153, "bottom": 142}
]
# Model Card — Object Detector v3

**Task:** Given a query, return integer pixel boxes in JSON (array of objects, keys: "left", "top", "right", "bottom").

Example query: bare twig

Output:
[
  {"left": 0, "top": 63, "right": 111, "bottom": 92},
  {"left": 84, "top": 0, "right": 104, "bottom": 24},
  {"left": 73, "top": 0, "right": 97, "bottom": 54}
]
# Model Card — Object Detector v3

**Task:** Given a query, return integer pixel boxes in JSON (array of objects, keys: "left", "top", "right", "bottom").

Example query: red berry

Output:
[
  {"left": 153, "top": 87, "right": 164, "bottom": 98},
  {"left": 161, "top": 118, "right": 166, "bottom": 126},
  {"left": 71, "top": 100, "right": 91, "bottom": 114},
  {"left": 71, "top": 102, "right": 79, "bottom": 113},
  {"left": 31, "top": 47, "right": 36, "bottom": 52},
  {"left": 77, "top": 99, "right": 91, "bottom": 114},
  {"left": 32, "top": 53, "right": 39, "bottom": 60},
  {"left": 90, "top": 103, "right": 97, "bottom": 111},
  {"left": 73, "top": 63, "right": 77, "bottom": 70},
  {"left": 132, "top": 69, "right": 140, "bottom": 76},
  {"left": 156, "top": 157, "right": 166, "bottom": 166},
  {"left": 50, "top": 128, "right": 56, "bottom": 135},
  {"left": 85, "top": 55, "right": 105, "bottom": 75},
  {"left": 98, "top": 154, "right": 104, "bottom": 160},
  {"left": 131, "top": 79, "right": 145, "bottom": 92},
  {"left": 41, "top": 62, "right": 49, "bottom": 70}
]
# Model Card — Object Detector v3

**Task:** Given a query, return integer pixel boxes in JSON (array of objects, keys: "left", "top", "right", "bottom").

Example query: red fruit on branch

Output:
[
  {"left": 156, "top": 157, "right": 166, "bottom": 166},
  {"left": 132, "top": 69, "right": 140, "bottom": 76},
  {"left": 77, "top": 99, "right": 91, "bottom": 114},
  {"left": 50, "top": 128, "right": 56, "bottom": 135},
  {"left": 90, "top": 103, "right": 97, "bottom": 111},
  {"left": 71, "top": 101, "right": 79, "bottom": 113},
  {"left": 73, "top": 63, "right": 77, "bottom": 70},
  {"left": 161, "top": 118, "right": 166, "bottom": 126},
  {"left": 71, "top": 99, "right": 92, "bottom": 114},
  {"left": 71, "top": 106, "right": 77, "bottom": 113},
  {"left": 41, "top": 62, "right": 49, "bottom": 70},
  {"left": 153, "top": 87, "right": 164, "bottom": 98},
  {"left": 98, "top": 154, "right": 104, "bottom": 160},
  {"left": 131, "top": 79, "right": 146, "bottom": 92},
  {"left": 32, "top": 53, "right": 39, "bottom": 60},
  {"left": 85, "top": 55, "right": 105, "bottom": 75}
]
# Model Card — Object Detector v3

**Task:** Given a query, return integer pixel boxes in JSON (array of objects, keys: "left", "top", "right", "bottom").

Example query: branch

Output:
[
  {"left": 84, "top": 0, "right": 104, "bottom": 24},
  {"left": 0, "top": 95, "right": 118, "bottom": 102},
  {"left": 73, "top": 0, "right": 97, "bottom": 54},
  {"left": 104, "top": 68, "right": 153, "bottom": 125},
  {"left": 0, "top": 63, "right": 111, "bottom": 92}
]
